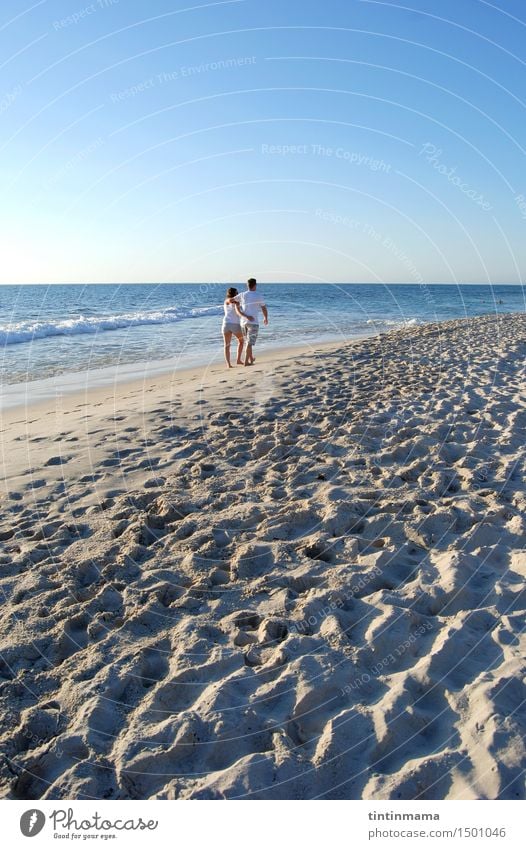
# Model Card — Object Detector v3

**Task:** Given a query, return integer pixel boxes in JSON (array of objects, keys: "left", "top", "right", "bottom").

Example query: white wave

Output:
[
  {"left": 0, "top": 304, "right": 222, "bottom": 346},
  {"left": 366, "top": 317, "right": 419, "bottom": 328}
]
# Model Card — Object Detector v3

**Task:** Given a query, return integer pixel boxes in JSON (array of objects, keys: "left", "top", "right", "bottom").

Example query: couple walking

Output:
[{"left": 222, "top": 278, "right": 269, "bottom": 368}]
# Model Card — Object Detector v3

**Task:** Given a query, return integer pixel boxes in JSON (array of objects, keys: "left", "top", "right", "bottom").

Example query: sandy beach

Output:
[{"left": 0, "top": 312, "right": 525, "bottom": 800}]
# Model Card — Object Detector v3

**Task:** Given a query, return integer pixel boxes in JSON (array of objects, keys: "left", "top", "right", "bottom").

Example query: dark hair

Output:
[
  {"left": 247, "top": 278, "right": 257, "bottom": 289},
  {"left": 226, "top": 287, "right": 238, "bottom": 298}
]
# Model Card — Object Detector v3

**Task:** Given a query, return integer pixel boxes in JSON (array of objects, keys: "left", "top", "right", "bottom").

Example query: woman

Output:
[{"left": 222, "top": 287, "right": 253, "bottom": 368}]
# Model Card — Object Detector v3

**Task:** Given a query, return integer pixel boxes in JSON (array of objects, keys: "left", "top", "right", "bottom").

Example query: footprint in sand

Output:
[
  {"left": 25, "top": 479, "right": 47, "bottom": 490},
  {"left": 45, "top": 456, "right": 71, "bottom": 467}
]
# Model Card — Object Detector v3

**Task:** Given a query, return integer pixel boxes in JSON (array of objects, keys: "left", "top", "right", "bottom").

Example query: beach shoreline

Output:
[
  {"left": 0, "top": 334, "right": 362, "bottom": 414},
  {"left": 0, "top": 312, "right": 525, "bottom": 800},
  {"left": 1, "top": 282, "right": 523, "bottom": 403}
]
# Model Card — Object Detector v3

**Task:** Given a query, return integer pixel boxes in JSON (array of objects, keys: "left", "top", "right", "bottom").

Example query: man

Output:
[{"left": 234, "top": 278, "right": 269, "bottom": 366}]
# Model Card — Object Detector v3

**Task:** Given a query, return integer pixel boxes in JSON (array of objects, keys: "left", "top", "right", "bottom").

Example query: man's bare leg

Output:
[{"left": 244, "top": 342, "right": 254, "bottom": 366}]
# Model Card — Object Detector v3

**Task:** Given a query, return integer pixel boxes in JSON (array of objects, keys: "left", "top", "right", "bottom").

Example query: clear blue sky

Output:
[{"left": 1, "top": 0, "right": 525, "bottom": 283}]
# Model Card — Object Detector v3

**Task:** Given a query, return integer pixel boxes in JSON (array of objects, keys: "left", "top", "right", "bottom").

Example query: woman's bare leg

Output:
[
  {"left": 235, "top": 332, "right": 244, "bottom": 364},
  {"left": 223, "top": 331, "right": 233, "bottom": 367}
]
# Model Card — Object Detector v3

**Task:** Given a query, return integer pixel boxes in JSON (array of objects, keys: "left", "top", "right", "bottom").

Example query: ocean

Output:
[{"left": 0, "top": 283, "right": 524, "bottom": 406}]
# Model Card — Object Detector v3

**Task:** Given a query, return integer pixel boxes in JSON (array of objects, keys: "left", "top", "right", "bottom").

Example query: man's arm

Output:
[{"left": 261, "top": 304, "right": 268, "bottom": 325}]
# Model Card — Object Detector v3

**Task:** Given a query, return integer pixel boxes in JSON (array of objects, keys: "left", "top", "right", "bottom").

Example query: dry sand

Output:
[{"left": 0, "top": 312, "right": 525, "bottom": 800}]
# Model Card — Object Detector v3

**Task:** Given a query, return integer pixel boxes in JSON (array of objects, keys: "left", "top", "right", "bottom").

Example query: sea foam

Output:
[{"left": 0, "top": 305, "right": 222, "bottom": 346}]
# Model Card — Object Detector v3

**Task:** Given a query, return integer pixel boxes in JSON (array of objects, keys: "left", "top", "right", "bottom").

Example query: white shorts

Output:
[{"left": 222, "top": 321, "right": 242, "bottom": 335}]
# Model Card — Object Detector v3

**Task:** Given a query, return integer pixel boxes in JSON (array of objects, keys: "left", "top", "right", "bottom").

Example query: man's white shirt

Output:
[{"left": 236, "top": 290, "right": 266, "bottom": 325}]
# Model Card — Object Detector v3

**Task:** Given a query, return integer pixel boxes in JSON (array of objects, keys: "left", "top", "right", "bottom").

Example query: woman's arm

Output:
[{"left": 233, "top": 301, "right": 254, "bottom": 321}]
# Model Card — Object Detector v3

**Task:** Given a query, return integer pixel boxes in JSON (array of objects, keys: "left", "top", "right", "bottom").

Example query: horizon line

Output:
[{"left": 0, "top": 281, "right": 523, "bottom": 287}]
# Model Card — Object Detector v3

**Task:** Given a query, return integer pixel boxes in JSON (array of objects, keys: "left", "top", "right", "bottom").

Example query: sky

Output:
[{"left": 0, "top": 0, "right": 525, "bottom": 284}]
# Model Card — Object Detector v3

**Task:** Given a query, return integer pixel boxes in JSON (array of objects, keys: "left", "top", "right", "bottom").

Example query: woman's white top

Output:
[{"left": 223, "top": 300, "right": 240, "bottom": 323}]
